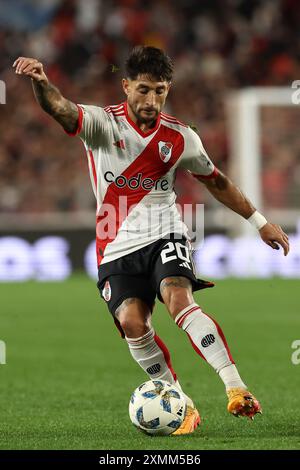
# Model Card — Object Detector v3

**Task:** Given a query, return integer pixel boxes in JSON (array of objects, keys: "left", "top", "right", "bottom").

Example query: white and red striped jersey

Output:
[{"left": 68, "top": 102, "right": 217, "bottom": 266}]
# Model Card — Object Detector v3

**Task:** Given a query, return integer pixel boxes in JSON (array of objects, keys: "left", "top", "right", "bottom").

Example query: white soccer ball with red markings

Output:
[{"left": 129, "top": 380, "right": 186, "bottom": 435}]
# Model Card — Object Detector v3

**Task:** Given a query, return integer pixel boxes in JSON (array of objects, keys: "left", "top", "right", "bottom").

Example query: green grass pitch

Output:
[{"left": 0, "top": 275, "right": 299, "bottom": 450}]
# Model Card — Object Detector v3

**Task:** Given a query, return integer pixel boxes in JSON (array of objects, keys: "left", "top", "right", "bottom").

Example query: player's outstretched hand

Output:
[
  {"left": 13, "top": 57, "right": 48, "bottom": 83},
  {"left": 259, "top": 223, "right": 289, "bottom": 256}
]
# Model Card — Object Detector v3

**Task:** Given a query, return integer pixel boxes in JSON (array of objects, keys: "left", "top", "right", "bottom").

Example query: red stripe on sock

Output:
[
  {"left": 154, "top": 334, "right": 177, "bottom": 382},
  {"left": 202, "top": 310, "right": 235, "bottom": 364},
  {"left": 177, "top": 306, "right": 200, "bottom": 328},
  {"left": 186, "top": 332, "right": 207, "bottom": 362}
]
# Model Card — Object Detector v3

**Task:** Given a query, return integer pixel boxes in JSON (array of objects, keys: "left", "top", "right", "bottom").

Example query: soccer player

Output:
[{"left": 13, "top": 46, "right": 289, "bottom": 435}]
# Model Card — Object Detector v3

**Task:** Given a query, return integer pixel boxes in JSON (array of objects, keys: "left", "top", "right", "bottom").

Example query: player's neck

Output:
[{"left": 126, "top": 102, "right": 158, "bottom": 134}]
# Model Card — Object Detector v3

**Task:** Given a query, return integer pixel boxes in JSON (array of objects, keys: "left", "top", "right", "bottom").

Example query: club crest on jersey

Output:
[
  {"left": 158, "top": 141, "right": 173, "bottom": 163},
  {"left": 102, "top": 280, "right": 111, "bottom": 302}
]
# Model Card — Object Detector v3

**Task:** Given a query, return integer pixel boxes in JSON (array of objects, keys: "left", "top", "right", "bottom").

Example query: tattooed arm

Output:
[
  {"left": 196, "top": 170, "right": 256, "bottom": 219},
  {"left": 13, "top": 57, "right": 79, "bottom": 134}
]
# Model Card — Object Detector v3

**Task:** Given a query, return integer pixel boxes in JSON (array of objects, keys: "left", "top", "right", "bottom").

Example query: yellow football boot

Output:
[
  {"left": 227, "top": 387, "right": 262, "bottom": 420},
  {"left": 172, "top": 405, "right": 201, "bottom": 435}
]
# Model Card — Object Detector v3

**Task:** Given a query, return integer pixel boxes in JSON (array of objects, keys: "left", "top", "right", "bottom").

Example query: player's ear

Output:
[
  {"left": 166, "top": 82, "right": 172, "bottom": 95},
  {"left": 122, "top": 78, "right": 129, "bottom": 96}
]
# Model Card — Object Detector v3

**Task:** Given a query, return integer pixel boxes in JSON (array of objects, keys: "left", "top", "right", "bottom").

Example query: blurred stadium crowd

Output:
[{"left": 0, "top": 0, "right": 300, "bottom": 213}]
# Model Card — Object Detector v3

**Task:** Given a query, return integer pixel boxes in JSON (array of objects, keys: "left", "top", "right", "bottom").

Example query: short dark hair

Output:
[{"left": 125, "top": 45, "right": 173, "bottom": 82}]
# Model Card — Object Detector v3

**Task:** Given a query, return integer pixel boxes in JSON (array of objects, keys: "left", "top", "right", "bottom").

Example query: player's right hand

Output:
[
  {"left": 13, "top": 57, "right": 48, "bottom": 83},
  {"left": 259, "top": 222, "right": 290, "bottom": 256}
]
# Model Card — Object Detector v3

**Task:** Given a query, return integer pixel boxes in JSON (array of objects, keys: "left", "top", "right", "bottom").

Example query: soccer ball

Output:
[{"left": 129, "top": 379, "right": 186, "bottom": 436}]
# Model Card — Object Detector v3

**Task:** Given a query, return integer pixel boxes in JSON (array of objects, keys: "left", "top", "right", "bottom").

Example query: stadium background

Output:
[{"left": 0, "top": 0, "right": 299, "bottom": 450}]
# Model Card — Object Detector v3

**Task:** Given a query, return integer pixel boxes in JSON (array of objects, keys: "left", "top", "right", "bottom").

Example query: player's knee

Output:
[
  {"left": 116, "top": 298, "right": 151, "bottom": 338},
  {"left": 160, "top": 277, "right": 194, "bottom": 319},
  {"left": 119, "top": 315, "right": 151, "bottom": 338},
  {"left": 120, "top": 319, "right": 149, "bottom": 338}
]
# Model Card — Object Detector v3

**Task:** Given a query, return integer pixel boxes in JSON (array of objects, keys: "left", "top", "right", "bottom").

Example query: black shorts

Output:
[{"left": 97, "top": 234, "right": 214, "bottom": 318}]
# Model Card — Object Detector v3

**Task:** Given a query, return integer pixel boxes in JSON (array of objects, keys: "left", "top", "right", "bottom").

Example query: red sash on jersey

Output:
[{"left": 96, "top": 125, "right": 184, "bottom": 265}]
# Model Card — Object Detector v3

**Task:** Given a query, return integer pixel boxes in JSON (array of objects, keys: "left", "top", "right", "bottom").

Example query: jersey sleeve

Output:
[
  {"left": 66, "top": 104, "right": 110, "bottom": 149},
  {"left": 178, "top": 127, "right": 218, "bottom": 179}
]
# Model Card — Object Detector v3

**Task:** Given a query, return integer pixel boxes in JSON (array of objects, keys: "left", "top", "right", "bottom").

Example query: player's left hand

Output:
[{"left": 259, "top": 223, "right": 290, "bottom": 256}]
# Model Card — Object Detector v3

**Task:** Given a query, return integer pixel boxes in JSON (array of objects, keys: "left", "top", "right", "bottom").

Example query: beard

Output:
[{"left": 131, "top": 104, "right": 159, "bottom": 124}]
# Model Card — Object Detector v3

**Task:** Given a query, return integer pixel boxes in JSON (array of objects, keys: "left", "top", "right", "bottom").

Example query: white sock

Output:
[
  {"left": 219, "top": 364, "right": 247, "bottom": 391},
  {"left": 126, "top": 328, "right": 194, "bottom": 406},
  {"left": 175, "top": 303, "right": 246, "bottom": 390},
  {"left": 126, "top": 328, "right": 177, "bottom": 383}
]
